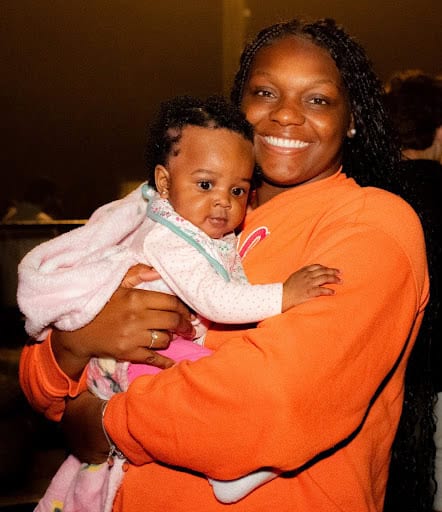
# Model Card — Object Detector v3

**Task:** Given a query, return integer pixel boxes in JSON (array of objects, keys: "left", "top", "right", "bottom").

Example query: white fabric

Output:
[{"left": 209, "top": 469, "right": 279, "bottom": 504}]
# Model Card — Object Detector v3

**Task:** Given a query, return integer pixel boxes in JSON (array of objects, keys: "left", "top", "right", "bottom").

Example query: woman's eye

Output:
[
  {"left": 256, "top": 89, "right": 274, "bottom": 98},
  {"left": 231, "top": 187, "right": 246, "bottom": 197},
  {"left": 197, "top": 181, "right": 212, "bottom": 191},
  {"left": 248, "top": 85, "right": 274, "bottom": 98},
  {"left": 309, "top": 97, "right": 328, "bottom": 105}
]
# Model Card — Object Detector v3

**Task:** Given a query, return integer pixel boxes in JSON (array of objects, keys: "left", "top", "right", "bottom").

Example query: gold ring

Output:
[{"left": 149, "top": 330, "right": 160, "bottom": 349}]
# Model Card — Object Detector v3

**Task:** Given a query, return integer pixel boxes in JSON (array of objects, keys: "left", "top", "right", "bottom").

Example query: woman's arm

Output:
[
  {"left": 20, "top": 197, "right": 429, "bottom": 479},
  {"left": 101, "top": 222, "right": 427, "bottom": 479},
  {"left": 19, "top": 264, "right": 194, "bottom": 420}
]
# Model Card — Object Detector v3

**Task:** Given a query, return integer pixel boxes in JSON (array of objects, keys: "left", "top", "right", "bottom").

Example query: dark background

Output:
[{"left": 1, "top": 0, "right": 441, "bottom": 219}]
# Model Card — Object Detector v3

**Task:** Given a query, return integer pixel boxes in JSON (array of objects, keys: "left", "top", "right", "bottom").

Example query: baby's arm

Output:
[
  {"left": 146, "top": 227, "right": 342, "bottom": 324},
  {"left": 145, "top": 226, "right": 283, "bottom": 324},
  {"left": 282, "top": 264, "right": 342, "bottom": 312}
]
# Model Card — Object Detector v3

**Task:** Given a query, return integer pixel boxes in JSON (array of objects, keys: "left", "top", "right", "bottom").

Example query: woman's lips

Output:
[{"left": 261, "top": 135, "right": 310, "bottom": 151}]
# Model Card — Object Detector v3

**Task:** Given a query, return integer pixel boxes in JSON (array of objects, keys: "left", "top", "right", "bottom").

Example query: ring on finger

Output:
[{"left": 149, "top": 330, "right": 160, "bottom": 349}]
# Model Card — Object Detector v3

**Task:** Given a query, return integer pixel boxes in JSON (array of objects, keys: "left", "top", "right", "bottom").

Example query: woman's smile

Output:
[{"left": 259, "top": 134, "right": 311, "bottom": 153}]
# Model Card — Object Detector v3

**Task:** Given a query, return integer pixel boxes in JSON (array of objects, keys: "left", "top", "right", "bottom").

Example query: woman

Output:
[{"left": 20, "top": 18, "right": 432, "bottom": 511}]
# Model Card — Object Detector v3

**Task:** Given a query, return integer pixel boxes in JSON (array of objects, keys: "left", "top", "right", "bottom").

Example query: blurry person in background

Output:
[
  {"left": 384, "top": 69, "right": 442, "bottom": 512},
  {"left": 2, "top": 177, "right": 63, "bottom": 222}
]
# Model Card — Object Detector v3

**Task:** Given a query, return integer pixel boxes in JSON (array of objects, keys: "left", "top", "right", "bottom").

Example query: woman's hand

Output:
[{"left": 51, "top": 264, "right": 194, "bottom": 379}]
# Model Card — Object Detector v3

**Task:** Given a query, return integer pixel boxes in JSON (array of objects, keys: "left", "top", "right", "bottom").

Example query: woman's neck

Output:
[
  {"left": 254, "top": 182, "right": 289, "bottom": 207},
  {"left": 254, "top": 165, "right": 342, "bottom": 207}
]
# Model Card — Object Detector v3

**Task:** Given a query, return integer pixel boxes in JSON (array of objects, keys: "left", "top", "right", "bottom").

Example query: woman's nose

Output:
[{"left": 271, "top": 99, "right": 305, "bottom": 126}]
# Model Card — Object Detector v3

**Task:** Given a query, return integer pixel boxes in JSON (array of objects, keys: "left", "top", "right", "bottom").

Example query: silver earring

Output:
[{"left": 348, "top": 128, "right": 356, "bottom": 137}]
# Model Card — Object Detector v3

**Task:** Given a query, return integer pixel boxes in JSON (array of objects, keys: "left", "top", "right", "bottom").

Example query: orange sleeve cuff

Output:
[
  {"left": 45, "top": 331, "right": 89, "bottom": 398},
  {"left": 19, "top": 330, "right": 89, "bottom": 422}
]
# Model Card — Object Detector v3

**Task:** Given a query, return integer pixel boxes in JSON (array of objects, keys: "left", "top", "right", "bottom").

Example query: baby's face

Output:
[{"left": 156, "top": 126, "right": 255, "bottom": 239}]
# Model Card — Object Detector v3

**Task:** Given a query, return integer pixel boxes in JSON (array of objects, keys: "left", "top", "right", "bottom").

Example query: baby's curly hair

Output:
[{"left": 145, "top": 95, "right": 255, "bottom": 190}]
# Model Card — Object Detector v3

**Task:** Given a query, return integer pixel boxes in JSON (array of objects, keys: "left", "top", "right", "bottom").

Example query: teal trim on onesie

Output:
[{"left": 146, "top": 203, "right": 230, "bottom": 283}]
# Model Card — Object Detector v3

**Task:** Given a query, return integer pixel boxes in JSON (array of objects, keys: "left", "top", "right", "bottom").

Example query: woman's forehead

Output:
[{"left": 249, "top": 36, "right": 343, "bottom": 88}]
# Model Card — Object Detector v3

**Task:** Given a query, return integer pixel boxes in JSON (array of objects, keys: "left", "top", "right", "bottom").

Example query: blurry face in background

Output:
[
  {"left": 241, "top": 35, "right": 352, "bottom": 194},
  {"left": 155, "top": 126, "right": 254, "bottom": 239}
]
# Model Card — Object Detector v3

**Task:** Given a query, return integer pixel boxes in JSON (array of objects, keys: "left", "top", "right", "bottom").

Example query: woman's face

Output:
[{"left": 241, "top": 36, "right": 353, "bottom": 195}]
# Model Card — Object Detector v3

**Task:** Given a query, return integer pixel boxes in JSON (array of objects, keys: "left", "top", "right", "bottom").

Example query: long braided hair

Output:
[{"left": 231, "top": 18, "right": 436, "bottom": 512}]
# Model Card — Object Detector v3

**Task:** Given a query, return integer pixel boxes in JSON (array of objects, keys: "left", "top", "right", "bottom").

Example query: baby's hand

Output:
[{"left": 282, "top": 264, "right": 342, "bottom": 311}]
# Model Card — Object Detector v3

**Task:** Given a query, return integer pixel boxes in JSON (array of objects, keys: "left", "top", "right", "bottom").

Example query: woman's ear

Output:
[
  {"left": 347, "top": 114, "right": 356, "bottom": 138},
  {"left": 155, "top": 165, "right": 170, "bottom": 197}
]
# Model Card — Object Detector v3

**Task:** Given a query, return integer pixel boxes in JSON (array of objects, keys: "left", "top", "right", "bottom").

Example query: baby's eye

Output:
[
  {"left": 197, "top": 181, "right": 212, "bottom": 191},
  {"left": 231, "top": 187, "right": 246, "bottom": 197}
]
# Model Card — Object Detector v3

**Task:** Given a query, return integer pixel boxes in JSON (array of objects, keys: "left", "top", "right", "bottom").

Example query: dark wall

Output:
[
  {"left": 1, "top": 1, "right": 222, "bottom": 218},
  {"left": 2, "top": 1, "right": 440, "bottom": 218},
  {"left": 245, "top": 0, "right": 442, "bottom": 80}
]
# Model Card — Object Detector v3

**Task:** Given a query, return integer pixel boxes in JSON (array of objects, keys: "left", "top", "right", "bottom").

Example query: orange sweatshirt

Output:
[{"left": 20, "top": 171, "right": 428, "bottom": 511}]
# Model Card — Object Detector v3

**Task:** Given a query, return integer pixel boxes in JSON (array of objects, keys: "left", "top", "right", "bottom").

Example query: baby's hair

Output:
[{"left": 145, "top": 95, "right": 256, "bottom": 190}]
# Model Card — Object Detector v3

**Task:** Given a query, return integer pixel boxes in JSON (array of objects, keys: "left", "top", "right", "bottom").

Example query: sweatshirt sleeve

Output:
[
  {"left": 104, "top": 221, "right": 428, "bottom": 480},
  {"left": 19, "top": 332, "right": 88, "bottom": 422},
  {"left": 143, "top": 225, "right": 282, "bottom": 323}
]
